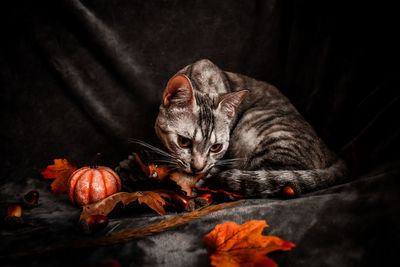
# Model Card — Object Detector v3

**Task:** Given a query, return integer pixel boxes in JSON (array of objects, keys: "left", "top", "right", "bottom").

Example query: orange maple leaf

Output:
[
  {"left": 41, "top": 159, "right": 77, "bottom": 194},
  {"left": 203, "top": 220, "right": 295, "bottom": 267}
]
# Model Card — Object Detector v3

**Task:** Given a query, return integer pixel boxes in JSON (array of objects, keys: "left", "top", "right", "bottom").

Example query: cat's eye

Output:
[
  {"left": 177, "top": 136, "right": 192, "bottom": 148},
  {"left": 210, "top": 143, "right": 223, "bottom": 153}
]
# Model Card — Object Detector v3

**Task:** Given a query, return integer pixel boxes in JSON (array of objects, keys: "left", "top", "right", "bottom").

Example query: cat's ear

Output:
[
  {"left": 163, "top": 74, "right": 195, "bottom": 109},
  {"left": 217, "top": 90, "right": 248, "bottom": 118}
]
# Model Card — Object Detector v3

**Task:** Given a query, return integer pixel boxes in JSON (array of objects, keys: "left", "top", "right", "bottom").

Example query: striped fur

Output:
[{"left": 155, "top": 59, "right": 347, "bottom": 197}]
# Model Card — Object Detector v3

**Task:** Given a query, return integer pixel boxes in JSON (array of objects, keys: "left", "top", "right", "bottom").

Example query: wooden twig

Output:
[{"left": 1, "top": 201, "right": 241, "bottom": 260}]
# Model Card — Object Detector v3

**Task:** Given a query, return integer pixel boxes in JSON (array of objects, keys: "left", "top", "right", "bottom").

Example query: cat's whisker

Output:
[
  {"left": 167, "top": 166, "right": 180, "bottom": 171},
  {"left": 171, "top": 156, "right": 184, "bottom": 165},
  {"left": 128, "top": 138, "right": 173, "bottom": 158},
  {"left": 217, "top": 160, "right": 242, "bottom": 164},
  {"left": 215, "top": 161, "right": 238, "bottom": 166},
  {"left": 214, "top": 158, "right": 245, "bottom": 167},
  {"left": 175, "top": 159, "right": 187, "bottom": 170},
  {"left": 162, "top": 165, "right": 179, "bottom": 170},
  {"left": 217, "top": 158, "right": 244, "bottom": 162},
  {"left": 153, "top": 159, "right": 177, "bottom": 164},
  {"left": 214, "top": 163, "right": 235, "bottom": 167}
]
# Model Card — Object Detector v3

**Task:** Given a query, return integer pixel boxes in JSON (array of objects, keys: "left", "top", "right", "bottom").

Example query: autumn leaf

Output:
[
  {"left": 134, "top": 153, "right": 171, "bottom": 182},
  {"left": 41, "top": 159, "right": 77, "bottom": 194},
  {"left": 203, "top": 220, "right": 295, "bottom": 267},
  {"left": 79, "top": 190, "right": 183, "bottom": 220},
  {"left": 170, "top": 172, "right": 205, "bottom": 197}
]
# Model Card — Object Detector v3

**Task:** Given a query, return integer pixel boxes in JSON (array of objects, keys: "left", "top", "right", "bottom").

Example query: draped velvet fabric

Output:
[{"left": 1, "top": 0, "right": 399, "bottom": 266}]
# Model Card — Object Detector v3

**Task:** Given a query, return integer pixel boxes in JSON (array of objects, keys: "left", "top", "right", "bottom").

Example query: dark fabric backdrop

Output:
[{"left": 1, "top": 0, "right": 399, "bottom": 266}]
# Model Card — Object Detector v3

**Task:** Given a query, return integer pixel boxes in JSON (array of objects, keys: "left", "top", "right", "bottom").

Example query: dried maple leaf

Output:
[
  {"left": 41, "top": 159, "right": 77, "bottom": 194},
  {"left": 79, "top": 190, "right": 182, "bottom": 220},
  {"left": 170, "top": 172, "right": 205, "bottom": 197},
  {"left": 203, "top": 220, "right": 295, "bottom": 267}
]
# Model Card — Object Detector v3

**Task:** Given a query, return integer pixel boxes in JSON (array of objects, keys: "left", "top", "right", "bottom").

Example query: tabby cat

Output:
[{"left": 153, "top": 59, "right": 347, "bottom": 197}]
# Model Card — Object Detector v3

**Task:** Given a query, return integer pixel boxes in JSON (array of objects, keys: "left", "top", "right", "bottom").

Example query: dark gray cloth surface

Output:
[
  {"left": 1, "top": 0, "right": 399, "bottom": 266},
  {"left": 1, "top": 162, "right": 399, "bottom": 266}
]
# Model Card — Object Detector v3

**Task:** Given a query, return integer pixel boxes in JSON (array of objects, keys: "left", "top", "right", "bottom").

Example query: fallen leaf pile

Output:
[
  {"left": 203, "top": 220, "right": 295, "bottom": 267},
  {"left": 41, "top": 159, "right": 77, "bottom": 194},
  {"left": 41, "top": 154, "right": 245, "bottom": 219}
]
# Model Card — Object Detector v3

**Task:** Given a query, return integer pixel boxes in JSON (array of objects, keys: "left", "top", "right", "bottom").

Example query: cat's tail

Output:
[{"left": 206, "top": 159, "right": 348, "bottom": 198}]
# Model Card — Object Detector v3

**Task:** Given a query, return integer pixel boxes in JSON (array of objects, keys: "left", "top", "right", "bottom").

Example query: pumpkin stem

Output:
[{"left": 91, "top": 153, "right": 101, "bottom": 169}]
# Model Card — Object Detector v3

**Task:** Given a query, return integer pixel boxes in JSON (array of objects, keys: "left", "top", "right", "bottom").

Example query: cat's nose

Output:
[
  {"left": 191, "top": 164, "right": 204, "bottom": 173},
  {"left": 191, "top": 155, "right": 206, "bottom": 173}
]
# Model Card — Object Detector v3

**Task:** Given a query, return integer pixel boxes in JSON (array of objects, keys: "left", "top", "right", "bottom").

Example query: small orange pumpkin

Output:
[{"left": 68, "top": 153, "right": 121, "bottom": 206}]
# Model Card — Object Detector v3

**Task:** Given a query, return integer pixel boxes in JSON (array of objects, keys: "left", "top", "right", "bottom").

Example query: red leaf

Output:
[
  {"left": 41, "top": 159, "right": 77, "bottom": 194},
  {"left": 203, "top": 220, "right": 295, "bottom": 267},
  {"left": 196, "top": 187, "right": 245, "bottom": 200}
]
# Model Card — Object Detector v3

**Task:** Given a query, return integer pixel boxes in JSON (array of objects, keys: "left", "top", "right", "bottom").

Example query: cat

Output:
[{"left": 153, "top": 59, "right": 347, "bottom": 197}]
